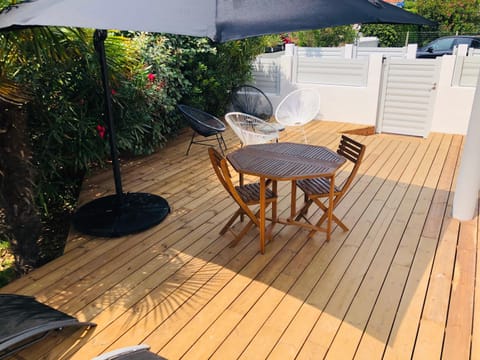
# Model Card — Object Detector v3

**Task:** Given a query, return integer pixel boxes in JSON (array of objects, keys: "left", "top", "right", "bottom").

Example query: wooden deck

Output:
[{"left": 2, "top": 121, "right": 479, "bottom": 360}]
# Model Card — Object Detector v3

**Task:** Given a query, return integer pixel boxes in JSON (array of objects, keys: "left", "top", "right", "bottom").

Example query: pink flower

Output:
[
  {"left": 147, "top": 73, "right": 156, "bottom": 82},
  {"left": 96, "top": 124, "right": 106, "bottom": 139}
]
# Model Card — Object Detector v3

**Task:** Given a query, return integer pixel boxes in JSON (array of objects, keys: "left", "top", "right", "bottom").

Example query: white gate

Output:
[{"left": 377, "top": 58, "right": 440, "bottom": 137}]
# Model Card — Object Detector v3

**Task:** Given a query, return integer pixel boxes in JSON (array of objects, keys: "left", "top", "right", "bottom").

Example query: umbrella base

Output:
[{"left": 72, "top": 192, "right": 170, "bottom": 237}]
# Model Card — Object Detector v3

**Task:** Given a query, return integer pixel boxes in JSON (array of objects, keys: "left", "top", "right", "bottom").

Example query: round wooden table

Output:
[{"left": 227, "top": 142, "right": 346, "bottom": 253}]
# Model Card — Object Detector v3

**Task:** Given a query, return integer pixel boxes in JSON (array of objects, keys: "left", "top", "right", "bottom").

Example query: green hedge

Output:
[{"left": 2, "top": 31, "right": 263, "bottom": 263}]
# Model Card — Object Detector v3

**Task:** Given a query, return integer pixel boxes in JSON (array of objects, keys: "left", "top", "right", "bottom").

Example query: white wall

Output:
[
  {"left": 311, "top": 54, "right": 383, "bottom": 126},
  {"left": 265, "top": 51, "right": 383, "bottom": 127},
  {"left": 430, "top": 55, "right": 475, "bottom": 134},
  {"left": 253, "top": 45, "right": 479, "bottom": 136}
]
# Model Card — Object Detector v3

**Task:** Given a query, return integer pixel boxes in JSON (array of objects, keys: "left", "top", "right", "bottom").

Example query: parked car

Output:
[{"left": 416, "top": 35, "right": 480, "bottom": 58}]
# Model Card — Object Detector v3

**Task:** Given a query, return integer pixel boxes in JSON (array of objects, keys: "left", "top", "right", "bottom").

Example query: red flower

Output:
[
  {"left": 281, "top": 35, "right": 293, "bottom": 44},
  {"left": 111, "top": 89, "right": 117, "bottom": 95},
  {"left": 147, "top": 73, "right": 156, "bottom": 82},
  {"left": 96, "top": 124, "right": 106, "bottom": 139}
]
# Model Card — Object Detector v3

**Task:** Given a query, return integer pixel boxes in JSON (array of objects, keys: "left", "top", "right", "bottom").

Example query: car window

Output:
[
  {"left": 428, "top": 38, "right": 455, "bottom": 51},
  {"left": 455, "top": 38, "right": 474, "bottom": 46},
  {"left": 471, "top": 39, "right": 480, "bottom": 48}
]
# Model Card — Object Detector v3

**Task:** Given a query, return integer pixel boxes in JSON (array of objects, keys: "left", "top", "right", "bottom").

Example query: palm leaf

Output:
[{"left": 0, "top": 77, "right": 29, "bottom": 105}]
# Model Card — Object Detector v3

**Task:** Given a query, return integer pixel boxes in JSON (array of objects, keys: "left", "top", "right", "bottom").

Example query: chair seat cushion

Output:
[
  {"left": 235, "top": 183, "right": 275, "bottom": 203},
  {"left": 297, "top": 177, "right": 340, "bottom": 196}
]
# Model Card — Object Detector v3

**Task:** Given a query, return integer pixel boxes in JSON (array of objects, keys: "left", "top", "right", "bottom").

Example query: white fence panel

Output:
[
  {"left": 355, "top": 46, "right": 406, "bottom": 59},
  {"left": 295, "top": 57, "right": 369, "bottom": 86},
  {"left": 469, "top": 48, "right": 480, "bottom": 56},
  {"left": 296, "top": 47, "right": 344, "bottom": 58},
  {"left": 253, "top": 45, "right": 476, "bottom": 136},
  {"left": 452, "top": 56, "right": 480, "bottom": 87},
  {"left": 251, "top": 56, "right": 281, "bottom": 95}
]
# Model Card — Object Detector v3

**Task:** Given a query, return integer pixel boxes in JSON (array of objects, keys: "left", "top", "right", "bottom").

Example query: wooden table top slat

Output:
[{"left": 227, "top": 142, "right": 345, "bottom": 180}]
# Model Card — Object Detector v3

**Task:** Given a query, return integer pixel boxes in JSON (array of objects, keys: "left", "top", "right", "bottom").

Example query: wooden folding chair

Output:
[
  {"left": 208, "top": 148, "right": 277, "bottom": 251},
  {"left": 295, "top": 135, "right": 366, "bottom": 237}
]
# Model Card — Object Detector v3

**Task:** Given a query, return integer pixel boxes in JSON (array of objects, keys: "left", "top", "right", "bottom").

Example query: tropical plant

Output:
[
  {"left": 1, "top": 16, "right": 264, "bottom": 275},
  {"left": 0, "top": 19, "right": 94, "bottom": 273},
  {"left": 417, "top": 0, "right": 480, "bottom": 33},
  {"left": 292, "top": 26, "right": 357, "bottom": 47},
  {"left": 154, "top": 34, "right": 264, "bottom": 115},
  {"left": 360, "top": 24, "right": 398, "bottom": 47}
]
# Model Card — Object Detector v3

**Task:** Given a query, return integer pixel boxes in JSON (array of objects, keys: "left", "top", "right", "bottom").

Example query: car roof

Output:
[
  {"left": 416, "top": 35, "right": 480, "bottom": 57},
  {"left": 433, "top": 35, "right": 480, "bottom": 40}
]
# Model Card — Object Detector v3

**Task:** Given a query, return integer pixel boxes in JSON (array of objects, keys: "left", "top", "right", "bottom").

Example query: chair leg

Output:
[
  {"left": 186, "top": 131, "right": 196, "bottom": 155},
  {"left": 301, "top": 126, "right": 308, "bottom": 144},
  {"left": 306, "top": 198, "right": 348, "bottom": 238},
  {"left": 295, "top": 197, "right": 313, "bottom": 221},
  {"left": 229, "top": 220, "right": 255, "bottom": 247},
  {"left": 223, "top": 205, "right": 276, "bottom": 249},
  {"left": 217, "top": 133, "right": 227, "bottom": 155},
  {"left": 312, "top": 210, "right": 349, "bottom": 232},
  {"left": 220, "top": 209, "right": 242, "bottom": 235}
]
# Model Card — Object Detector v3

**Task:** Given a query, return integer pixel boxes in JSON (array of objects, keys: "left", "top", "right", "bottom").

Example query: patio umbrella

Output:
[{"left": 0, "top": 0, "right": 434, "bottom": 237}]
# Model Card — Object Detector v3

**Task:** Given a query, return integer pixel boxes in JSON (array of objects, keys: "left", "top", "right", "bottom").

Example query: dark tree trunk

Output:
[{"left": 0, "top": 101, "right": 42, "bottom": 274}]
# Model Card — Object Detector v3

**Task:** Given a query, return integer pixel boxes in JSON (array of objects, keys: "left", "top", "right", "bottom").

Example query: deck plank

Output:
[
  {"left": 354, "top": 133, "right": 447, "bottom": 359},
  {"left": 443, "top": 215, "right": 477, "bottom": 359},
  {"left": 1, "top": 121, "right": 477, "bottom": 360},
  {"left": 296, "top": 136, "right": 430, "bottom": 359},
  {"left": 322, "top": 134, "right": 441, "bottom": 360},
  {"left": 412, "top": 134, "right": 463, "bottom": 360},
  {"left": 238, "top": 136, "right": 394, "bottom": 360}
]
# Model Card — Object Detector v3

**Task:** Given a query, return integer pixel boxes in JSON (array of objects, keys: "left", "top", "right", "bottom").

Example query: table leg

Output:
[
  {"left": 272, "top": 180, "right": 278, "bottom": 222},
  {"left": 290, "top": 180, "right": 297, "bottom": 219},
  {"left": 260, "top": 176, "right": 266, "bottom": 254},
  {"left": 240, "top": 173, "right": 244, "bottom": 222},
  {"left": 327, "top": 174, "right": 335, "bottom": 241}
]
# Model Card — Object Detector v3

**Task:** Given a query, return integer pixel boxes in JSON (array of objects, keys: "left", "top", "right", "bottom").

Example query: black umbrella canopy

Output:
[
  {"left": 0, "top": 0, "right": 434, "bottom": 41},
  {"left": 0, "top": 0, "right": 434, "bottom": 238}
]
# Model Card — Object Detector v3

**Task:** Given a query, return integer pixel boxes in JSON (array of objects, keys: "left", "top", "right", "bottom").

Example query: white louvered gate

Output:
[{"left": 377, "top": 58, "right": 440, "bottom": 137}]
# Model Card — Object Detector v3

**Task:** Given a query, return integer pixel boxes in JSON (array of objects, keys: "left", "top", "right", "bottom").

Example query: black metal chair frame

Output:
[
  {"left": 178, "top": 104, "right": 227, "bottom": 155},
  {"left": 0, "top": 294, "right": 96, "bottom": 359},
  {"left": 230, "top": 84, "right": 274, "bottom": 120},
  {"left": 92, "top": 345, "right": 167, "bottom": 360}
]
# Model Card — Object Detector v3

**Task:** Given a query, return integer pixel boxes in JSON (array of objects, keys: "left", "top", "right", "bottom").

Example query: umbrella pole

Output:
[
  {"left": 71, "top": 30, "right": 170, "bottom": 237},
  {"left": 94, "top": 29, "right": 124, "bottom": 198}
]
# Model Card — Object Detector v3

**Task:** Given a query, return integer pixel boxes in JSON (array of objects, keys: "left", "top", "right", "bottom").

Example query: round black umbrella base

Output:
[{"left": 72, "top": 192, "right": 170, "bottom": 237}]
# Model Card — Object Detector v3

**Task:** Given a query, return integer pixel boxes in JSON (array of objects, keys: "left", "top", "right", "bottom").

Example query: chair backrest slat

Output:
[
  {"left": 336, "top": 135, "right": 366, "bottom": 194},
  {"left": 337, "top": 135, "right": 364, "bottom": 163}
]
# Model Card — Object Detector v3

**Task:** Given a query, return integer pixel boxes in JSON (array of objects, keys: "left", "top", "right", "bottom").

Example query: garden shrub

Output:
[
  {"left": 292, "top": 26, "right": 357, "bottom": 47},
  {"left": 137, "top": 34, "right": 264, "bottom": 116},
  {"left": 2, "top": 29, "right": 265, "bottom": 270}
]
